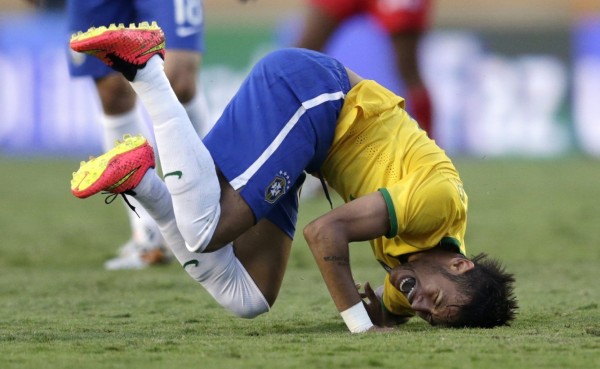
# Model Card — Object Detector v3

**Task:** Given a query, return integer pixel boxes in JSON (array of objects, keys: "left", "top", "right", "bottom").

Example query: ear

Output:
[{"left": 448, "top": 257, "right": 475, "bottom": 275}]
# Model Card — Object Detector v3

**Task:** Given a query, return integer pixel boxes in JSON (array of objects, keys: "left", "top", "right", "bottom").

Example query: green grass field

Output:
[{"left": 0, "top": 156, "right": 599, "bottom": 369}]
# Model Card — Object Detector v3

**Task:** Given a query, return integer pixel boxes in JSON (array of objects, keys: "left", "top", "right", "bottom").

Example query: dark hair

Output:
[{"left": 443, "top": 253, "right": 518, "bottom": 328}]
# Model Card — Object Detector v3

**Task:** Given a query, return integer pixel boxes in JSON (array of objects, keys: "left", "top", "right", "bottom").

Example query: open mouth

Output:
[{"left": 399, "top": 277, "right": 416, "bottom": 303}]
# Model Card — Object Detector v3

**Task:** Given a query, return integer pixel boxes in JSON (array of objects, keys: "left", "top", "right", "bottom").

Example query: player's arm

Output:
[{"left": 303, "top": 191, "right": 390, "bottom": 333}]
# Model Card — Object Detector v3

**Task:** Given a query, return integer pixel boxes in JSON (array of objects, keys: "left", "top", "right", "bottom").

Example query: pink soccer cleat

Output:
[
  {"left": 70, "top": 21, "right": 165, "bottom": 81},
  {"left": 71, "top": 134, "right": 155, "bottom": 199}
]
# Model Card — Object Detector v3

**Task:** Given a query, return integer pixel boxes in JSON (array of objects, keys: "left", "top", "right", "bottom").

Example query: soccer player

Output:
[
  {"left": 66, "top": 0, "right": 209, "bottom": 270},
  {"left": 69, "top": 23, "right": 517, "bottom": 332},
  {"left": 296, "top": 0, "right": 434, "bottom": 136}
]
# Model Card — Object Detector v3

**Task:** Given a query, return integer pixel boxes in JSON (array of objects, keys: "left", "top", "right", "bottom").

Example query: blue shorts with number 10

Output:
[
  {"left": 204, "top": 48, "right": 351, "bottom": 240},
  {"left": 66, "top": 0, "right": 204, "bottom": 79}
]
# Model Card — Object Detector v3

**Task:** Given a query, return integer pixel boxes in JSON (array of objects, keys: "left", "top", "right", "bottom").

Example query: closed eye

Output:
[{"left": 435, "top": 290, "right": 443, "bottom": 308}]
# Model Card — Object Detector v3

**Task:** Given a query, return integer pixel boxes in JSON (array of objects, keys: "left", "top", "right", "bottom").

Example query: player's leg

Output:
[
  {"left": 132, "top": 167, "right": 270, "bottom": 318},
  {"left": 148, "top": 192, "right": 298, "bottom": 318},
  {"left": 66, "top": 0, "right": 145, "bottom": 160},
  {"left": 371, "top": 0, "right": 434, "bottom": 136},
  {"left": 160, "top": 197, "right": 294, "bottom": 314},
  {"left": 66, "top": 0, "right": 167, "bottom": 269},
  {"left": 126, "top": 159, "right": 284, "bottom": 317},
  {"left": 296, "top": 0, "right": 359, "bottom": 50},
  {"left": 174, "top": 177, "right": 303, "bottom": 312},
  {"left": 231, "top": 171, "right": 304, "bottom": 305},
  {"left": 233, "top": 221, "right": 292, "bottom": 306},
  {"left": 141, "top": 0, "right": 212, "bottom": 137},
  {"left": 70, "top": 134, "right": 286, "bottom": 318},
  {"left": 296, "top": 4, "right": 338, "bottom": 50},
  {"left": 389, "top": 31, "right": 432, "bottom": 135},
  {"left": 164, "top": 51, "right": 211, "bottom": 137}
]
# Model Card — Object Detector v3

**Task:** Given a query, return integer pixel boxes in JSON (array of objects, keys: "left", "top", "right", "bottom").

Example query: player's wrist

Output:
[{"left": 340, "top": 301, "right": 374, "bottom": 333}]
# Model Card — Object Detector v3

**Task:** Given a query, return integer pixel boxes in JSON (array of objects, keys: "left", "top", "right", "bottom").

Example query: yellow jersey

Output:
[{"left": 321, "top": 80, "right": 468, "bottom": 317}]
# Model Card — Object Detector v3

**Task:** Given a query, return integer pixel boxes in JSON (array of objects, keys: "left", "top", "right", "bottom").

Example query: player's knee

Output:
[
  {"left": 303, "top": 217, "right": 330, "bottom": 246},
  {"left": 170, "top": 79, "right": 196, "bottom": 104},
  {"left": 175, "top": 206, "right": 220, "bottom": 253},
  {"left": 96, "top": 76, "right": 136, "bottom": 114},
  {"left": 164, "top": 60, "right": 198, "bottom": 103},
  {"left": 186, "top": 244, "right": 271, "bottom": 318},
  {"left": 227, "top": 300, "right": 270, "bottom": 319},
  {"left": 164, "top": 50, "right": 200, "bottom": 93}
]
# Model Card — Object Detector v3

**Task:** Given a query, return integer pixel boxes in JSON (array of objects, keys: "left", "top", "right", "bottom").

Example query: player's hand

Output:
[
  {"left": 359, "top": 281, "right": 389, "bottom": 327},
  {"left": 359, "top": 282, "right": 407, "bottom": 328}
]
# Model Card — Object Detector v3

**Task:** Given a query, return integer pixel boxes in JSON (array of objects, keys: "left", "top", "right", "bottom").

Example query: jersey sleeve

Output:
[
  {"left": 382, "top": 274, "right": 415, "bottom": 318},
  {"left": 378, "top": 167, "right": 468, "bottom": 253}
]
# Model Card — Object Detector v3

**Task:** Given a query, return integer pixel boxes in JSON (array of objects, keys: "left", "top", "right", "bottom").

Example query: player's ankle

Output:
[{"left": 131, "top": 55, "right": 164, "bottom": 83}]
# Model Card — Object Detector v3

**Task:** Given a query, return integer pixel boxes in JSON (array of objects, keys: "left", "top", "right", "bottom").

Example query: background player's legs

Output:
[
  {"left": 390, "top": 31, "right": 433, "bottom": 135},
  {"left": 374, "top": 0, "right": 433, "bottom": 136},
  {"left": 67, "top": 0, "right": 208, "bottom": 269},
  {"left": 164, "top": 50, "right": 212, "bottom": 138},
  {"left": 143, "top": 0, "right": 208, "bottom": 136},
  {"left": 296, "top": 4, "right": 340, "bottom": 51},
  {"left": 65, "top": 0, "right": 163, "bottom": 268},
  {"left": 95, "top": 74, "right": 168, "bottom": 269}
]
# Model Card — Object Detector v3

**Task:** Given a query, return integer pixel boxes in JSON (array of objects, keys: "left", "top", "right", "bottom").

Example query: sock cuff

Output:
[{"left": 101, "top": 108, "right": 139, "bottom": 129}]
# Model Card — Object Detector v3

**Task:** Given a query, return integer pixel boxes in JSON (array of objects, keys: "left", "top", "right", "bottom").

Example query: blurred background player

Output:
[
  {"left": 66, "top": 0, "right": 210, "bottom": 270},
  {"left": 296, "top": 0, "right": 433, "bottom": 137}
]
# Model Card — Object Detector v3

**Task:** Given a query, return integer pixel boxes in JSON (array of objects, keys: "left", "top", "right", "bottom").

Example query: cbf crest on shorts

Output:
[{"left": 265, "top": 170, "right": 291, "bottom": 204}]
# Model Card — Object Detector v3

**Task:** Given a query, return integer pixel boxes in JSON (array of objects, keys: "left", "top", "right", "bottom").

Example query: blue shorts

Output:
[
  {"left": 66, "top": 0, "right": 204, "bottom": 79},
  {"left": 204, "top": 48, "right": 351, "bottom": 239}
]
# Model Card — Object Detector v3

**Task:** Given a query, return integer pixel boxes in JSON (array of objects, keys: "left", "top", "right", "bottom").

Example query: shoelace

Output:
[{"left": 103, "top": 190, "right": 140, "bottom": 218}]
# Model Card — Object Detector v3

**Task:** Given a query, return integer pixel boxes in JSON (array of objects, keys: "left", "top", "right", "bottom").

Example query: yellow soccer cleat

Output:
[{"left": 71, "top": 134, "right": 155, "bottom": 199}]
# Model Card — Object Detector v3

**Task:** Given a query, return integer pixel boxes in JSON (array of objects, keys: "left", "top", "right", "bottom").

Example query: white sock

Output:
[
  {"left": 183, "top": 89, "right": 212, "bottom": 138},
  {"left": 133, "top": 170, "right": 269, "bottom": 318},
  {"left": 133, "top": 169, "right": 178, "bottom": 230},
  {"left": 129, "top": 56, "right": 221, "bottom": 253},
  {"left": 101, "top": 107, "right": 162, "bottom": 247},
  {"left": 100, "top": 107, "right": 152, "bottom": 151}
]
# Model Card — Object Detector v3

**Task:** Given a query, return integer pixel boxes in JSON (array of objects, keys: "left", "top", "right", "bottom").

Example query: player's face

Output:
[{"left": 389, "top": 254, "right": 472, "bottom": 326}]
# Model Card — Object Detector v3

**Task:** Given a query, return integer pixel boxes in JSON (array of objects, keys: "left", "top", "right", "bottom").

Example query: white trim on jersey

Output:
[{"left": 229, "top": 91, "right": 346, "bottom": 190}]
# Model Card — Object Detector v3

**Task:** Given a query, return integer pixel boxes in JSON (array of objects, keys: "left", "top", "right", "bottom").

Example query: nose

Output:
[
  {"left": 410, "top": 296, "right": 435, "bottom": 324},
  {"left": 410, "top": 294, "right": 432, "bottom": 313}
]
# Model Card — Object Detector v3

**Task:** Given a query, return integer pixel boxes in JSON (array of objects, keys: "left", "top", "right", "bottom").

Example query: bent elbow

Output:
[
  {"left": 303, "top": 217, "right": 346, "bottom": 251},
  {"left": 303, "top": 219, "right": 325, "bottom": 248}
]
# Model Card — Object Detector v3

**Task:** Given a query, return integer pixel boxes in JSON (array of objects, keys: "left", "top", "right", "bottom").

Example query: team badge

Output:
[{"left": 265, "top": 170, "right": 291, "bottom": 204}]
